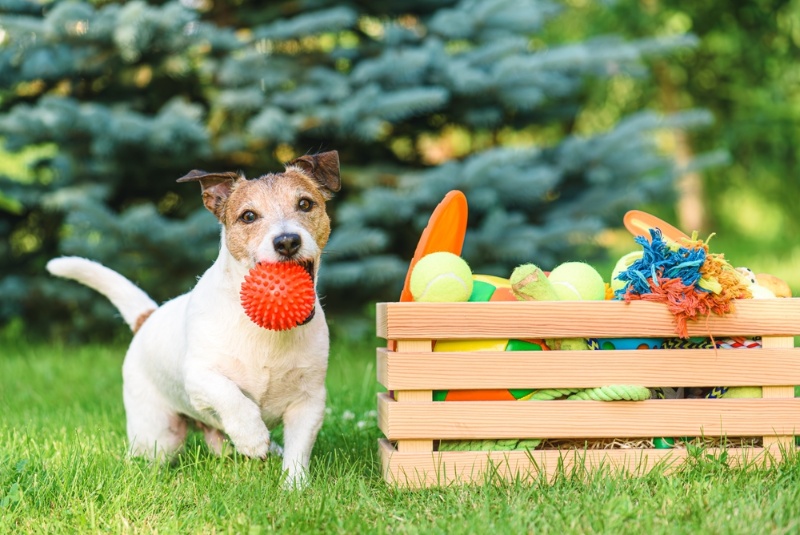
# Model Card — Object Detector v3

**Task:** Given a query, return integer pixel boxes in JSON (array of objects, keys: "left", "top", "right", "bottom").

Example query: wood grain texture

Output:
[
  {"left": 379, "top": 440, "right": 781, "bottom": 488},
  {"left": 377, "top": 346, "right": 800, "bottom": 390},
  {"left": 761, "top": 336, "right": 796, "bottom": 448},
  {"left": 378, "top": 393, "right": 800, "bottom": 440},
  {"left": 394, "top": 340, "right": 434, "bottom": 452},
  {"left": 394, "top": 390, "right": 434, "bottom": 452},
  {"left": 376, "top": 299, "right": 800, "bottom": 340}
]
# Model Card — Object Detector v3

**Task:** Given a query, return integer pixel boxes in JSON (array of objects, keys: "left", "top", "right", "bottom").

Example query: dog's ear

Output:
[
  {"left": 288, "top": 151, "right": 341, "bottom": 199},
  {"left": 177, "top": 170, "right": 242, "bottom": 219}
]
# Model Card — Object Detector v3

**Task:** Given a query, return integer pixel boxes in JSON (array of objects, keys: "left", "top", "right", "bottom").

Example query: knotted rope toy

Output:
[
  {"left": 567, "top": 385, "right": 652, "bottom": 401},
  {"left": 439, "top": 438, "right": 542, "bottom": 452},
  {"left": 615, "top": 229, "right": 751, "bottom": 338},
  {"left": 240, "top": 262, "right": 316, "bottom": 331}
]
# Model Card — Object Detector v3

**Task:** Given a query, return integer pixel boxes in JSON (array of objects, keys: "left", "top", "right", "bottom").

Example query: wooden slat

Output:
[
  {"left": 376, "top": 300, "right": 800, "bottom": 340},
  {"left": 379, "top": 439, "right": 782, "bottom": 488},
  {"left": 394, "top": 340, "right": 434, "bottom": 453},
  {"left": 762, "top": 336, "right": 796, "bottom": 449},
  {"left": 394, "top": 391, "right": 434, "bottom": 453},
  {"left": 377, "top": 346, "right": 800, "bottom": 390},
  {"left": 378, "top": 393, "right": 800, "bottom": 440}
]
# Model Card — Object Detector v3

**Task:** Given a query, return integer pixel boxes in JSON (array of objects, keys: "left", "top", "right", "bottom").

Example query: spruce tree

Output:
[{"left": 0, "top": 0, "right": 712, "bottom": 339}]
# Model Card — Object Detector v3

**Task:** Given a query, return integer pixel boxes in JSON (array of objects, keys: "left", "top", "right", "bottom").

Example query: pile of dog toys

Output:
[{"left": 400, "top": 193, "right": 793, "bottom": 450}]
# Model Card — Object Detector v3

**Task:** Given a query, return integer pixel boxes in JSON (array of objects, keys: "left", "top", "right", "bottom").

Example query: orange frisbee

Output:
[
  {"left": 623, "top": 210, "right": 688, "bottom": 244},
  {"left": 399, "top": 191, "right": 468, "bottom": 302}
]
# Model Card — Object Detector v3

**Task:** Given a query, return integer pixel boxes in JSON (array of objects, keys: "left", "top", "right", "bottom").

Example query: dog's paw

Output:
[
  {"left": 230, "top": 426, "right": 271, "bottom": 459},
  {"left": 268, "top": 441, "right": 284, "bottom": 457}
]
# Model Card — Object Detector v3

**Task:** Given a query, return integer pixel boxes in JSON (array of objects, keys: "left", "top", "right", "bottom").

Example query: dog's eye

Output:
[
  {"left": 239, "top": 210, "right": 257, "bottom": 223},
  {"left": 298, "top": 198, "right": 314, "bottom": 212}
]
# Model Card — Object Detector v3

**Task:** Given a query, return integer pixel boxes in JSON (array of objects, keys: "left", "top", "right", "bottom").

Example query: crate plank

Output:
[
  {"left": 761, "top": 336, "right": 796, "bottom": 448},
  {"left": 377, "top": 346, "right": 800, "bottom": 390},
  {"left": 394, "top": 340, "right": 434, "bottom": 453},
  {"left": 379, "top": 439, "right": 783, "bottom": 488},
  {"left": 377, "top": 299, "right": 800, "bottom": 340},
  {"left": 378, "top": 393, "right": 800, "bottom": 440}
]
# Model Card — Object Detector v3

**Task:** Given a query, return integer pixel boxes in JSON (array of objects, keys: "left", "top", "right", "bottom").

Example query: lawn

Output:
[{"left": 3, "top": 333, "right": 800, "bottom": 534}]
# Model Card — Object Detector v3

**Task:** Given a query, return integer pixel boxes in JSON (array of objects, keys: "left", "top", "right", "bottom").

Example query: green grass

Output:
[{"left": 3, "top": 337, "right": 800, "bottom": 534}]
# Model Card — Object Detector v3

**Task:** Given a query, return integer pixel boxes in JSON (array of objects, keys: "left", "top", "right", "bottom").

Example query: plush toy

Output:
[
  {"left": 755, "top": 272, "right": 792, "bottom": 298},
  {"left": 733, "top": 267, "right": 777, "bottom": 299},
  {"left": 510, "top": 262, "right": 605, "bottom": 350},
  {"left": 240, "top": 262, "right": 316, "bottom": 331}
]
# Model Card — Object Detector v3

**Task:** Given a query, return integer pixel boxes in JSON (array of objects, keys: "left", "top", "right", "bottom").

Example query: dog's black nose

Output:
[{"left": 273, "top": 233, "right": 302, "bottom": 258}]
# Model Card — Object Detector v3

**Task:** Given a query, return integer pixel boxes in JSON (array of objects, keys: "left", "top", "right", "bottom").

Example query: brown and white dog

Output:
[{"left": 47, "top": 151, "right": 341, "bottom": 487}]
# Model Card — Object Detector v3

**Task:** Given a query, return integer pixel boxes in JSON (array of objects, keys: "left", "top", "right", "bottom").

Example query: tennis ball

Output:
[
  {"left": 611, "top": 251, "right": 643, "bottom": 293},
  {"left": 410, "top": 252, "right": 473, "bottom": 302},
  {"left": 240, "top": 262, "right": 316, "bottom": 331},
  {"left": 721, "top": 387, "right": 762, "bottom": 398},
  {"left": 510, "top": 263, "right": 588, "bottom": 350},
  {"left": 548, "top": 262, "right": 606, "bottom": 301},
  {"left": 510, "top": 264, "right": 559, "bottom": 301}
]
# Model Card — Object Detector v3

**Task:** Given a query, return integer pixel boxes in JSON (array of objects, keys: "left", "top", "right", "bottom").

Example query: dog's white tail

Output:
[{"left": 47, "top": 256, "right": 158, "bottom": 333}]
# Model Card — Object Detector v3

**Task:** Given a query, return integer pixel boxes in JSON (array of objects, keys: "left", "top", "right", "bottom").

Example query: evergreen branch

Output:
[{"left": 253, "top": 6, "right": 357, "bottom": 40}]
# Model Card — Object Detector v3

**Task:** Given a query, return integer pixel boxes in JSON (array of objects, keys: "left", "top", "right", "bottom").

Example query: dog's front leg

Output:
[
  {"left": 281, "top": 391, "right": 326, "bottom": 488},
  {"left": 185, "top": 368, "right": 271, "bottom": 459}
]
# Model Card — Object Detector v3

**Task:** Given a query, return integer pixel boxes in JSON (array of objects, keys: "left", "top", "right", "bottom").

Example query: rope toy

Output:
[
  {"left": 439, "top": 438, "right": 542, "bottom": 451},
  {"left": 615, "top": 229, "right": 751, "bottom": 337},
  {"left": 519, "top": 388, "right": 582, "bottom": 401},
  {"left": 567, "top": 385, "right": 652, "bottom": 401}
]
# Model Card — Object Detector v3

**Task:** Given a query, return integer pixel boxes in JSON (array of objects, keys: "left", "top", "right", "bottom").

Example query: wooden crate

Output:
[{"left": 376, "top": 299, "right": 800, "bottom": 487}]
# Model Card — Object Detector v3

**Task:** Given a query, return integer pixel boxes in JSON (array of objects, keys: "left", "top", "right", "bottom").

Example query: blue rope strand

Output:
[{"left": 614, "top": 228, "right": 709, "bottom": 299}]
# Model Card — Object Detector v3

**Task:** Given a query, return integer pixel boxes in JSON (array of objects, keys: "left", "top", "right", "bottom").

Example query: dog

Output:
[{"left": 47, "top": 151, "right": 341, "bottom": 487}]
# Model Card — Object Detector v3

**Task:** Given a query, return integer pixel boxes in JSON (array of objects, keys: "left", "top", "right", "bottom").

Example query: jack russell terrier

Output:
[{"left": 47, "top": 151, "right": 341, "bottom": 487}]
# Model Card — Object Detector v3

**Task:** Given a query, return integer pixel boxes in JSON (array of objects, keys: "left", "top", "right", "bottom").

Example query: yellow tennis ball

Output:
[
  {"left": 548, "top": 262, "right": 606, "bottom": 301},
  {"left": 721, "top": 387, "right": 762, "bottom": 398},
  {"left": 410, "top": 252, "right": 473, "bottom": 302}
]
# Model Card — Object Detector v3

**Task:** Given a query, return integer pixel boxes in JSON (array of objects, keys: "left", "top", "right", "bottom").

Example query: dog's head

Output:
[{"left": 177, "top": 151, "right": 341, "bottom": 280}]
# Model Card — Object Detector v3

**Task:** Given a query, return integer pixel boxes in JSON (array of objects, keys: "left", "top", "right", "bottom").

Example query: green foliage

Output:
[
  {"left": 553, "top": 0, "right": 800, "bottom": 241},
  {"left": 0, "top": 0, "right": 712, "bottom": 339}
]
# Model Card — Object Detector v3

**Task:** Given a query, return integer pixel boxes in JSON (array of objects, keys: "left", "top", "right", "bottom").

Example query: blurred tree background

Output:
[
  {"left": 0, "top": 0, "right": 794, "bottom": 342},
  {"left": 550, "top": 0, "right": 800, "bottom": 241}
]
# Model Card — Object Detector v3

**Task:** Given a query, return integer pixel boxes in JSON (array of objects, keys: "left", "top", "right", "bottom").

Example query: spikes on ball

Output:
[{"left": 240, "top": 262, "right": 316, "bottom": 331}]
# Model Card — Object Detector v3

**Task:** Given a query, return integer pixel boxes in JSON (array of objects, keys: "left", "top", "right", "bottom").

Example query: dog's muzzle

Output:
[{"left": 273, "top": 233, "right": 302, "bottom": 258}]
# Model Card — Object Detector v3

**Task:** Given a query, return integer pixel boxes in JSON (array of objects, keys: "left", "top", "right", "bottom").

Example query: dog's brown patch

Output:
[
  {"left": 133, "top": 308, "right": 155, "bottom": 334},
  {"left": 289, "top": 151, "right": 341, "bottom": 198}
]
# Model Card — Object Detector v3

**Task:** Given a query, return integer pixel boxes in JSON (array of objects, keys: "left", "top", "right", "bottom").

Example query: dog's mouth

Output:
[
  {"left": 281, "top": 258, "right": 315, "bottom": 283},
  {"left": 281, "top": 258, "right": 316, "bottom": 326}
]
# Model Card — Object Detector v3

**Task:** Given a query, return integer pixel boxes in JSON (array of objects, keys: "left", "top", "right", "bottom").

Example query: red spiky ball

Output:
[{"left": 240, "top": 262, "right": 316, "bottom": 331}]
